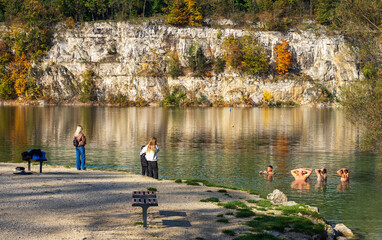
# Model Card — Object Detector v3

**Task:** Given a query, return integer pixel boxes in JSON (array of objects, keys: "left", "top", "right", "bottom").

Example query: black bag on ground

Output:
[
  {"left": 73, "top": 138, "right": 79, "bottom": 147},
  {"left": 140, "top": 145, "right": 148, "bottom": 167}
]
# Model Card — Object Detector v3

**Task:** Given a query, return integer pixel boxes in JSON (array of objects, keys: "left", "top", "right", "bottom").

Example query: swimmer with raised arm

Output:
[
  {"left": 291, "top": 168, "right": 312, "bottom": 181},
  {"left": 259, "top": 165, "right": 275, "bottom": 176},
  {"left": 337, "top": 168, "right": 350, "bottom": 182},
  {"left": 315, "top": 168, "right": 327, "bottom": 182}
]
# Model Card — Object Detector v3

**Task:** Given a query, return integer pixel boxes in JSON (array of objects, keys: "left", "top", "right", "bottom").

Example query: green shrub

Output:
[
  {"left": 107, "top": 93, "right": 130, "bottom": 105},
  {"left": 167, "top": 51, "right": 182, "bottom": 79},
  {"left": 80, "top": 70, "right": 97, "bottom": 102},
  {"left": 216, "top": 28, "right": 222, "bottom": 39},
  {"left": 222, "top": 34, "right": 269, "bottom": 75},
  {"left": 218, "top": 189, "right": 227, "bottom": 193},
  {"left": 214, "top": 57, "right": 225, "bottom": 75},
  {"left": 147, "top": 187, "right": 157, "bottom": 191},
  {"left": 188, "top": 43, "right": 209, "bottom": 77},
  {"left": 162, "top": 87, "right": 187, "bottom": 106}
]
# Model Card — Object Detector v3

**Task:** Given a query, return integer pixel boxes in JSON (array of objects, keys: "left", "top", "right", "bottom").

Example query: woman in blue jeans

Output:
[{"left": 73, "top": 125, "right": 87, "bottom": 170}]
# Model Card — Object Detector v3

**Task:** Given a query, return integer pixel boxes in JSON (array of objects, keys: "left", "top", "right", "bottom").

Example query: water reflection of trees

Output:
[{"left": 0, "top": 106, "right": 358, "bottom": 164}]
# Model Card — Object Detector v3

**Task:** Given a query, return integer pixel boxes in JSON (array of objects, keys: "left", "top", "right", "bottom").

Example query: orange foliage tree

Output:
[
  {"left": 9, "top": 53, "right": 31, "bottom": 97},
  {"left": 273, "top": 39, "right": 292, "bottom": 76},
  {"left": 167, "top": 0, "right": 202, "bottom": 26}
]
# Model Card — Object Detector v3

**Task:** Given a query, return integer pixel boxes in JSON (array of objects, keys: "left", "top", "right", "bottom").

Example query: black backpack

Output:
[
  {"left": 140, "top": 145, "right": 148, "bottom": 167},
  {"left": 73, "top": 138, "right": 79, "bottom": 147}
]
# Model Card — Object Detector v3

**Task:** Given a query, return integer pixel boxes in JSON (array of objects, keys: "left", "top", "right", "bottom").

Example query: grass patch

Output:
[
  {"left": 64, "top": 164, "right": 72, "bottom": 168},
  {"left": 256, "top": 200, "right": 274, "bottom": 208},
  {"left": 234, "top": 233, "right": 282, "bottom": 240},
  {"left": 206, "top": 190, "right": 213, "bottom": 192},
  {"left": 246, "top": 200, "right": 257, "bottom": 204},
  {"left": 147, "top": 187, "right": 157, "bottom": 191},
  {"left": 185, "top": 179, "right": 202, "bottom": 186},
  {"left": 218, "top": 201, "right": 249, "bottom": 209},
  {"left": 200, "top": 197, "right": 220, "bottom": 203},
  {"left": 217, "top": 214, "right": 224, "bottom": 218},
  {"left": 245, "top": 215, "right": 325, "bottom": 235},
  {"left": 225, "top": 212, "right": 234, "bottom": 215},
  {"left": 222, "top": 229, "right": 236, "bottom": 236},
  {"left": 276, "top": 204, "right": 321, "bottom": 218},
  {"left": 174, "top": 179, "right": 182, "bottom": 183},
  {"left": 255, "top": 207, "right": 267, "bottom": 211},
  {"left": 236, "top": 209, "right": 256, "bottom": 218},
  {"left": 217, "top": 218, "right": 229, "bottom": 223},
  {"left": 218, "top": 189, "right": 227, "bottom": 193},
  {"left": 134, "top": 221, "right": 143, "bottom": 226}
]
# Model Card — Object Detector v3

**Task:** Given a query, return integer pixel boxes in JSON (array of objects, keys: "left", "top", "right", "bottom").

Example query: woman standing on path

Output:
[
  {"left": 73, "top": 125, "right": 86, "bottom": 170},
  {"left": 140, "top": 137, "right": 159, "bottom": 179}
]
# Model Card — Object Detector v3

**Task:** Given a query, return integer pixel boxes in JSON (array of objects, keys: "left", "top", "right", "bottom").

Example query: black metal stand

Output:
[
  {"left": 27, "top": 159, "right": 47, "bottom": 173},
  {"left": 132, "top": 191, "right": 158, "bottom": 228}
]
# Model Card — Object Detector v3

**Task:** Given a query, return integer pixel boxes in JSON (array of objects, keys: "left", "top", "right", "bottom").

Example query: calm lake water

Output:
[{"left": 0, "top": 106, "right": 381, "bottom": 239}]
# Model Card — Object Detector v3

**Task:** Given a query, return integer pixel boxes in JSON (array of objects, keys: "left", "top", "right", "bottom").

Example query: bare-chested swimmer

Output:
[{"left": 291, "top": 168, "right": 312, "bottom": 181}]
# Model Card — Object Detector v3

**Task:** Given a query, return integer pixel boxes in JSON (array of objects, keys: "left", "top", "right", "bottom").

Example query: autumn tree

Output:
[
  {"left": 167, "top": 0, "right": 202, "bottom": 26},
  {"left": 273, "top": 39, "right": 292, "bottom": 76},
  {"left": 8, "top": 52, "right": 31, "bottom": 98}
]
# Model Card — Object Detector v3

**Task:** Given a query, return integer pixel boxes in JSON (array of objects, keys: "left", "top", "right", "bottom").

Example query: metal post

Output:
[
  {"left": 39, "top": 161, "right": 43, "bottom": 173},
  {"left": 142, "top": 205, "right": 148, "bottom": 228},
  {"left": 28, "top": 161, "right": 31, "bottom": 171}
]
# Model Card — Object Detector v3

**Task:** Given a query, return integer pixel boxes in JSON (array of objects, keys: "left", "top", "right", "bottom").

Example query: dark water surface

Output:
[{"left": 0, "top": 106, "right": 381, "bottom": 239}]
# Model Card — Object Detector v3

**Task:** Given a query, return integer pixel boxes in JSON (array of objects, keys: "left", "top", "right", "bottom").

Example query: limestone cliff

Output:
[{"left": 37, "top": 20, "right": 360, "bottom": 105}]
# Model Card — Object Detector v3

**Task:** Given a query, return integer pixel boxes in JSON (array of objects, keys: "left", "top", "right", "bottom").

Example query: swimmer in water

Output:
[
  {"left": 259, "top": 165, "right": 275, "bottom": 176},
  {"left": 337, "top": 168, "right": 350, "bottom": 182},
  {"left": 291, "top": 168, "right": 312, "bottom": 181},
  {"left": 315, "top": 168, "right": 327, "bottom": 182}
]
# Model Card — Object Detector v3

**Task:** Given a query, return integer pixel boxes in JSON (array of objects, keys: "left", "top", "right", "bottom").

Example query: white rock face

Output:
[{"left": 38, "top": 20, "right": 361, "bottom": 103}]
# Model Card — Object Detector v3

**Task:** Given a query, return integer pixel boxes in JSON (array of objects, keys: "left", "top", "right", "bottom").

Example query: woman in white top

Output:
[{"left": 140, "top": 137, "right": 160, "bottom": 179}]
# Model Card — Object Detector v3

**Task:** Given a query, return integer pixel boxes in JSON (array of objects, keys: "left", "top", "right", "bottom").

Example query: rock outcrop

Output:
[
  {"left": 267, "top": 189, "right": 288, "bottom": 204},
  {"left": 35, "top": 20, "right": 360, "bottom": 104}
]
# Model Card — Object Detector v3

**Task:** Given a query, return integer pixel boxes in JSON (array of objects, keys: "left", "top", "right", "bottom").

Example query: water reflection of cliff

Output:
[{"left": 0, "top": 106, "right": 358, "bottom": 164}]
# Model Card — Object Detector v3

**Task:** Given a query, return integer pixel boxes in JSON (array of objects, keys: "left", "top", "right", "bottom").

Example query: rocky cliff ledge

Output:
[{"left": 37, "top": 20, "right": 360, "bottom": 105}]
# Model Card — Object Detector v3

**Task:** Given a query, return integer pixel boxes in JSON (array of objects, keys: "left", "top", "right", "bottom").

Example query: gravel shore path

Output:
[{"left": 0, "top": 163, "right": 260, "bottom": 240}]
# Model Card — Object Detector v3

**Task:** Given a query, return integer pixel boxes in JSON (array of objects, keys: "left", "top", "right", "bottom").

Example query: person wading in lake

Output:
[
  {"left": 337, "top": 168, "right": 350, "bottom": 182},
  {"left": 73, "top": 125, "right": 86, "bottom": 170},
  {"left": 140, "top": 137, "right": 159, "bottom": 179},
  {"left": 259, "top": 165, "right": 275, "bottom": 180},
  {"left": 315, "top": 168, "right": 327, "bottom": 182},
  {"left": 291, "top": 168, "right": 312, "bottom": 181},
  {"left": 259, "top": 165, "right": 275, "bottom": 176},
  {"left": 291, "top": 168, "right": 312, "bottom": 190}
]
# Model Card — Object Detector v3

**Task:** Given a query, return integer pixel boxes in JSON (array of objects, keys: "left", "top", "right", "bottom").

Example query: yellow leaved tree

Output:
[{"left": 167, "top": 0, "right": 202, "bottom": 26}]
